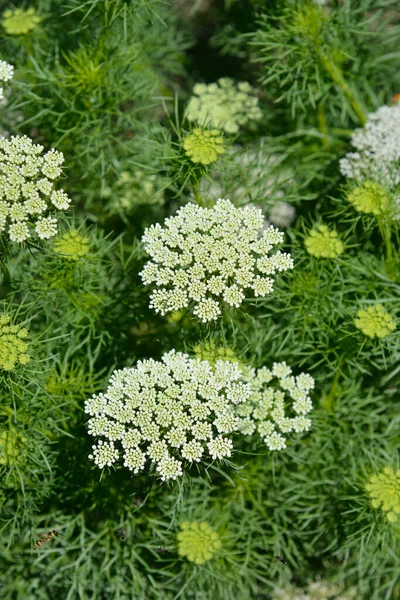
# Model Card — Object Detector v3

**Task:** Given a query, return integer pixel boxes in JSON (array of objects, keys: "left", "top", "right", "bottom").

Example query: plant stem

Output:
[
  {"left": 0, "top": 240, "right": 11, "bottom": 299},
  {"left": 192, "top": 180, "right": 204, "bottom": 207},
  {"left": 322, "top": 357, "right": 344, "bottom": 411},
  {"left": 317, "top": 105, "right": 329, "bottom": 148},
  {"left": 377, "top": 215, "right": 395, "bottom": 277},
  {"left": 319, "top": 53, "right": 367, "bottom": 125}
]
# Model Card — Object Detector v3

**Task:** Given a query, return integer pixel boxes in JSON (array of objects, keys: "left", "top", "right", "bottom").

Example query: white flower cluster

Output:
[
  {"left": 235, "top": 362, "right": 314, "bottom": 451},
  {"left": 185, "top": 78, "right": 262, "bottom": 134},
  {"left": 272, "top": 579, "right": 357, "bottom": 600},
  {"left": 339, "top": 104, "right": 400, "bottom": 190},
  {"left": 0, "top": 135, "right": 71, "bottom": 243},
  {"left": 268, "top": 201, "right": 296, "bottom": 228},
  {"left": 140, "top": 199, "right": 293, "bottom": 323},
  {"left": 0, "top": 60, "right": 14, "bottom": 101},
  {"left": 85, "top": 351, "right": 252, "bottom": 481}
]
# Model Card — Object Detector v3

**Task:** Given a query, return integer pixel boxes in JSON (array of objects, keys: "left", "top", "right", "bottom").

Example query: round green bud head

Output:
[
  {"left": 0, "top": 426, "right": 28, "bottom": 466},
  {"left": 54, "top": 231, "right": 90, "bottom": 260},
  {"left": 177, "top": 521, "right": 222, "bottom": 564},
  {"left": 183, "top": 128, "right": 225, "bottom": 165},
  {"left": 2, "top": 7, "right": 41, "bottom": 35},
  {"left": 305, "top": 224, "right": 344, "bottom": 258},
  {"left": 366, "top": 467, "right": 400, "bottom": 523},
  {"left": 0, "top": 315, "right": 30, "bottom": 371},
  {"left": 346, "top": 181, "right": 390, "bottom": 216},
  {"left": 354, "top": 304, "right": 396, "bottom": 339}
]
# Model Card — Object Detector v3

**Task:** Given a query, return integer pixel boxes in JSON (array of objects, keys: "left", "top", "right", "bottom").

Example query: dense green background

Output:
[{"left": 1, "top": 1, "right": 399, "bottom": 598}]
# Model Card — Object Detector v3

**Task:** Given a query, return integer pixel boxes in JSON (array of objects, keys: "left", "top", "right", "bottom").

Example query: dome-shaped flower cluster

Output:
[
  {"left": 366, "top": 466, "right": 400, "bottom": 523},
  {"left": 305, "top": 224, "right": 344, "bottom": 258},
  {"left": 235, "top": 362, "right": 314, "bottom": 451},
  {"left": 185, "top": 78, "right": 262, "bottom": 134},
  {"left": 2, "top": 8, "right": 41, "bottom": 35},
  {"left": 54, "top": 231, "right": 90, "bottom": 260},
  {"left": 85, "top": 351, "right": 252, "bottom": 481},
  {"left": 140, "top": 199, "right": 293, "bottom": 323},
  {"left": 339, "top": 104, "right": 400, "bottom": 192},
  {"left": 354, "top": 304, "right": 396, "bottom": 339},
  {"left": 0, "top": 60, "right": 14, "bottom": 101},
  {"left": 0, "top": 314, "right": 30, "bottom": 371},
  {"left": 177, "top": 521, "right": 222, "bottom": 564},
  {"left": 0, "top": 135, "right": 71, "bottom": 243},
  {"left": 183, "top": 128, "right": 225, "bottom": 165}
]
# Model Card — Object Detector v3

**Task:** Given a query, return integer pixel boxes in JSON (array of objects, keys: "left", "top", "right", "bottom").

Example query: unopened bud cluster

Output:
[
  {"left": 366, "top": 466, "right": 400, "bottom": 523},
  {"left": 0, "top": 314, "right": 29, "bottom": 371},
  {"left": 177, "top": 521, "right": 221, "bottom": 564},
  {"left": 354, "top": 304, "right": 396, "bottom": 339}
]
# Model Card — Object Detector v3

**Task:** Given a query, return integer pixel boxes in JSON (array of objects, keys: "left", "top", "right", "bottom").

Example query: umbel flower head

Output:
[
  {"left": 346, "top": 181, "right": 390, "bottom": 216},
  {"left": 183, "top": 128, "right": 225, "bottom": 165},
  {"left": 339, "top": 104, "right": 400, "bottom": 193},
  {"left": 0, "top": 60, "right": 14, "bottom": 102},
  {"left": 185, "top": 78, "right": 262, "bottom": 134},
  {"left": 305, "top": 224, "right": 344, "bottom": 258},
  {"left": 0, "top": 136, "right": 71, "bottom": 243},
  {"left": 366, "top": 467, "right": 400, "bottom": 523},
  {"left": 235, "top": 362, "right": 314, "bottom": 451},
  {"left": 269, "top": 201, "right": 296, "bottom": 229},
  {"left": 140, "top": 199, "right": 294, "bottom": 323},
  {"left": 85, "top": 350, "right": 252, "bottom": 481},
  {"left": 2, "top": 8, "right": 41, "bottom": 35},
  {"left": 354, "top": 304, "right": 396, "bottom": 339},
  {"left": 54, "top": 231, "right": 90, "bottom": 260},
  {"left": 0, "top": 314, "right": 29, "bottom": 371},
  {"left": 177, "top": 521, "right": 222, "bottom": 565}
]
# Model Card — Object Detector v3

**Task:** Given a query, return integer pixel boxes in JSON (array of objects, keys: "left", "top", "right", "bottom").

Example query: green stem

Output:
[
  {"left": 377, "top": 215, "right": 395, "bottom": 276},
  {"left": 322, "top": 357, "right": 344, "bottom": 412},
  {"left": 1, "top": 406, "right": 14, "bottom": 419},
  {"left": 0, "top": 240, "right": 11, "bottom": 299},
  {"left": 192, "top": 180, "right": 204, "bottom": 207},
  {"left": 245, "top": 484, "right": 269, "bottom": 521},
  {"left": 319, "top": 53, "right": 367, "bottom": 125},
  {"left": 317, "top": 105, "right": 329, "bottom": 148}
]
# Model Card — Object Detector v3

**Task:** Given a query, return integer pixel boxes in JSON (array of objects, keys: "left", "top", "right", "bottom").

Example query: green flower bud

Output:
[
  {"left": 177, "top": 521, "right": 221, "bottom": 565},
  {"left": 305, "top": 224, "right": 344, "bottom": 258},
  {"left": 0, "top": 315, "right": 30, "bottom": 371},
  {"left": 354, "top": 304, "right": 396, "bottom": 339},
  {"left": 346, "top": 181, "right": 390, "bottom": 216},
  {"left": 366, "top": 467, "right": 400, "bottom": 523},
  {"left": 183, "top": 128, "right": 225, "bottom": 165},
  {"left": 54, "top": 231, "right": 90, "bottom": 260},
  {"left": 2, "top": 7, "right": 41, "bottom": 35}
]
